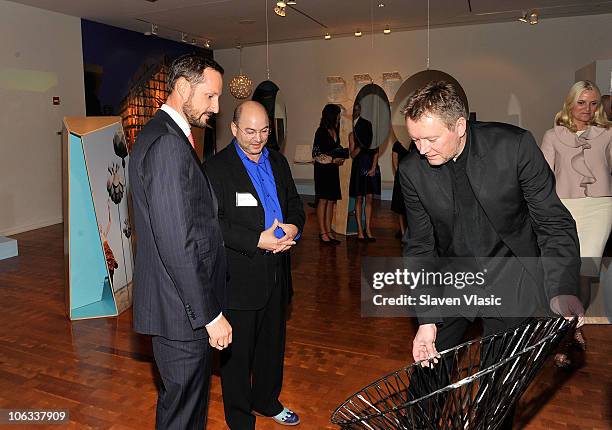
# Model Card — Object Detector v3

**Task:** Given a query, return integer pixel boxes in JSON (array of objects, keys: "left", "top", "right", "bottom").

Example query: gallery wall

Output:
[
  {"left": 0, "top": 0, "right": 85, "bottom": 235},
  {"left": 215, "top": 12, "right": 612, "bottom": 183}
]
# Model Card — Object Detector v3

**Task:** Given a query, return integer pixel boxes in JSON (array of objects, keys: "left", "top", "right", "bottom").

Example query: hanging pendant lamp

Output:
[{"left": 229, "top": 44, "right": 253, "bottom": 99}]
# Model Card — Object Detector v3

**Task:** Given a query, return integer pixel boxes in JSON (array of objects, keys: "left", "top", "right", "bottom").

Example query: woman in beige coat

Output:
[{"left": 541, "top": 80, "right": 612, "bottom": 365}]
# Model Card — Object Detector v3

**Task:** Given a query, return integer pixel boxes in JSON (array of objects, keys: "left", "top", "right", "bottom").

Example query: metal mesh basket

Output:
[{"left": 331, "top": 318, "right": 576, "bottom": 430}]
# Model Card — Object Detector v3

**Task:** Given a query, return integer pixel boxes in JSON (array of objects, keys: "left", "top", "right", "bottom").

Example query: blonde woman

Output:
[{"left": 541, "top": 80, "right": 612, "bottom": 365}]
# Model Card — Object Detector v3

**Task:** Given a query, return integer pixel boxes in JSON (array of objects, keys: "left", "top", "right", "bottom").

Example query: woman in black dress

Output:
[
  {"left": 313, "top": 104, "right": 345, "bottom": 244},
  {"left": 348, "top": 132, "right": 381, "bottom": 241},
  {"left": 391, "top": 140, "right": 411, "bottom": 237}
]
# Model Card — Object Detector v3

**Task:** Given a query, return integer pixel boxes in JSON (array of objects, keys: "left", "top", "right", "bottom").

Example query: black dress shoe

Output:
[{"left": 365, "top": 233, "right": 376, "bottom": 242}]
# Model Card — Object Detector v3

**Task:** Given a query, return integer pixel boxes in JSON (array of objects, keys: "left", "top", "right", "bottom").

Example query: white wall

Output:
[
  {"left": 595, "top": 60, "right": 612, "bottom": 94},
  {"left": 0, "top": 0, "right": 85, "bottom": 235},
  {"left": 215, "top": 13, "right": 612, "bottom": 183}
]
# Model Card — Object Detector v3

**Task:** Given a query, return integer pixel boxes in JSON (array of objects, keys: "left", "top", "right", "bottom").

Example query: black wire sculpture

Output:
[{"left": 331, "top": 317, "right": 576, "bottom": 430}]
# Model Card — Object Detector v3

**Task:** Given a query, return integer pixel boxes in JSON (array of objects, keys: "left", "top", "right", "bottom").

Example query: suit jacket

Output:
[
  {"left": 205, "top": 143, "right": 305, "bottom": 310},
  {"left": 129, "top": 110, "right": 227, "bottom": 341},
  {"left": 399, "top": 121, "right": 580, "bottom": 323}
]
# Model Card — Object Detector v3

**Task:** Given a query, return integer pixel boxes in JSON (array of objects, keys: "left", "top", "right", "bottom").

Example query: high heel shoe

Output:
[
  {"left": 319, "top": 233, "right": 338, "bottom": 245},
  {"left": 554, "top": 352, "right": 572, "bottom": 368},
  {"left": 328, "top": 230, "right": 341, "bottom": 244},
  {"left": 573, "top": 328, "right": 586, "bottom": 351}
]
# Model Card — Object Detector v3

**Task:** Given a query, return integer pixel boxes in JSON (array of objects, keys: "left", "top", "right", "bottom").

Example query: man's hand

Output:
[
  {"left": 258, "top": 219, "right": 281, "bottom": 251},
  {"left": 367, "top": 166, "right": 376, "bottom": 176},
  {"left": 412, "top": 324, "right": 439, "bottom": 367},
  {"left": 205, "top": 315, "right": 232, "bottom": 350},
  {"left": 274, "top": 222, "right": 298, "bottom": 254},
  {"left": 550, "top": 295, "right": 585, "bottom": 327},
  {"left": 333, "top": 158, "right": 345, "bottom": 165}
]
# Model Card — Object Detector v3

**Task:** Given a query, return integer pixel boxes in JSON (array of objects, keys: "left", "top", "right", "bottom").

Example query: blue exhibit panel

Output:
[
  {"left": 0, "top": 236, "right": 18, "bottom": 260},
  {"left": 68, "top": 133, "right": 117, "bottom": 318}
]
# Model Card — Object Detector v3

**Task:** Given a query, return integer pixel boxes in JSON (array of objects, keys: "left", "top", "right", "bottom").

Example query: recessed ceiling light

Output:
[
  {"left": 383, "top": 26, "right": 391, "bottom": 34},
  {"left": 378, "top": 2, "right": 385, "bottom": 7},
  {"left": 276, "top": 1, "right": 287, "bottom": 7},
  {"left": 355, "top": 30, "right": 363, "bottom": 37},
  {"left": 287, "top": 0, "right": 297, "bottom": 4}
]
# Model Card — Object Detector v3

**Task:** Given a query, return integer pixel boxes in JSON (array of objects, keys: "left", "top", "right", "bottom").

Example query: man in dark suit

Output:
[
  {"left": 353, "top": 102, "right": 373, "bottom": 150},
  {"left": 129, "top": 54, "right": 232, "bottom": 430},
  {"left": 399, "top": 81, "right": 584, "bottom": 429},
  {"left": 205, "top": 101, "right": 305, "bottom": 429}
]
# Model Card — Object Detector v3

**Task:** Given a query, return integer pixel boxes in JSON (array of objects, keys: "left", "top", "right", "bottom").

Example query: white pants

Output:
[
  {"left": 561, "top": 197, "right": 612, "bottom": 276},
  {"left": 562, "top": 197, "right": 612, "bottom": 323}
]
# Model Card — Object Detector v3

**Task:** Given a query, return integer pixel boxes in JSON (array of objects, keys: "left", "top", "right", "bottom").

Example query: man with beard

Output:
[
  {"left": 129, "top": 54, "right": 232, "bottom": 429},
  {"left": 205, "top": 101, "right": 305, "bottom": 429}
]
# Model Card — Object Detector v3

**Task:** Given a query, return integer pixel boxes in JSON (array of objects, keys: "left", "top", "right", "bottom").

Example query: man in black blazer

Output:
[
  {"left": 399, "top": 81, "right": 584, "bottom": 429},
  {"left": 353, "top": 102, "right": 373, "bottom": 150},
  {"left": 129, "top": 54, "right": 232, "bottom": 430},
  {"left": 205, "top": 101, "right": 305, "bottom": 429}
]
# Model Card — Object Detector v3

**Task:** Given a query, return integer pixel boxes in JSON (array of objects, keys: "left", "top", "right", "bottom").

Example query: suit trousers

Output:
[
  {"left": 151, "top": 336, "right": 211, "bottom": 430},
  {"left": 220, "top": 262, "right": 287, "bottom": 430}
]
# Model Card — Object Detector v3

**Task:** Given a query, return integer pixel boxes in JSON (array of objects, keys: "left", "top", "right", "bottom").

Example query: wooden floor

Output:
[{"left": 0, "top": 200, "right": 611, "bottom": 429}]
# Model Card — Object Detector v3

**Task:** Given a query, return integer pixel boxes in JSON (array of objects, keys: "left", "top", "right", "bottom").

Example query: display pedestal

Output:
[
  {"left": 333, "top": 106, "right": 353, "bottom": 235},
  {"left": 63, "top": 117, "right": 134, "bottom": 320},
  {"left": 0, "top": 236, "right": 18, "bottom": 260}
]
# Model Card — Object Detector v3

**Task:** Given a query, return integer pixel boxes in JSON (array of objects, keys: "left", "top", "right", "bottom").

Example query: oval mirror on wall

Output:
[
  {"left": 391, "top": 70, "right": 469, "bottom": 146},
  {"left": 252, "top": 80, "right": 287, "bottom": 151},
  {"left": 346, "top": 83, "right": 391, "bottom": 237},
  {"left": 353, "top": 83, "right": 391, "bottom": 150}
]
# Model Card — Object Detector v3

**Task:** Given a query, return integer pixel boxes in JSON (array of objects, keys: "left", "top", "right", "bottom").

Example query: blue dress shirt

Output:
[{"left": 234, "top": 140, "right": 288, "bottom": 239}]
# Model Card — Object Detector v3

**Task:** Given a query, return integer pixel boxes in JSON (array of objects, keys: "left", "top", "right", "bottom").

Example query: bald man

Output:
[{"left": 205, "top": 101, "right": 305, "bottom": 429}]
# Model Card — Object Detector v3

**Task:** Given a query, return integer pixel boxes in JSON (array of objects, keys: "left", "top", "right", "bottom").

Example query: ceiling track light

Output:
[
  {"left": 519, "top": 9, "right": 538, "bottom": 25},
  {"left": 181, "top": 32, "right": 188, "bottom": 42},
  {"left": 276, "top": 1, "right": 287, "bottom": 7},
  {"left": 274, "top": 5, "right": 286, "bottom": 16},
  {"left": 383, "top": 26, "right": 391, "bottom": 34},
  {"left": 355, "top": 30, "right": 363, "bottom": 37},
  {"left": 324, "top": 32, "right": 331, "bottom": 40},
  {"left": 204, "top": 40, "right": 211, "bottom": 48},
  {"left": 286, "top": 0, "right": 297, "bottom": 4}
]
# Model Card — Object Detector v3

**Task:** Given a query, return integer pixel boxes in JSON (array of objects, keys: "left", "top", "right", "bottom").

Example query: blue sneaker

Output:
[{"left": 272, "top": 407, "right": 300, "bottom": 426}]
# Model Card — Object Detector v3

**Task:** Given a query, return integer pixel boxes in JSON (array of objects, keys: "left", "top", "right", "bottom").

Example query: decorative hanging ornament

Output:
[{"left": 229, "top": 45, "right": 253, "bottom": 99}]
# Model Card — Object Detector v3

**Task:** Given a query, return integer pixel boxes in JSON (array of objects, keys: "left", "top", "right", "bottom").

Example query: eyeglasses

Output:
[{"left": 234, "top": 123, "right": 270, "bottom": 139}]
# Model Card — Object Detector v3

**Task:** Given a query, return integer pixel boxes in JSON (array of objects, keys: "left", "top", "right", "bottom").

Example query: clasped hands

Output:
[{"left": 258, "top": 218, "right": 298, "bottom": 254}]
